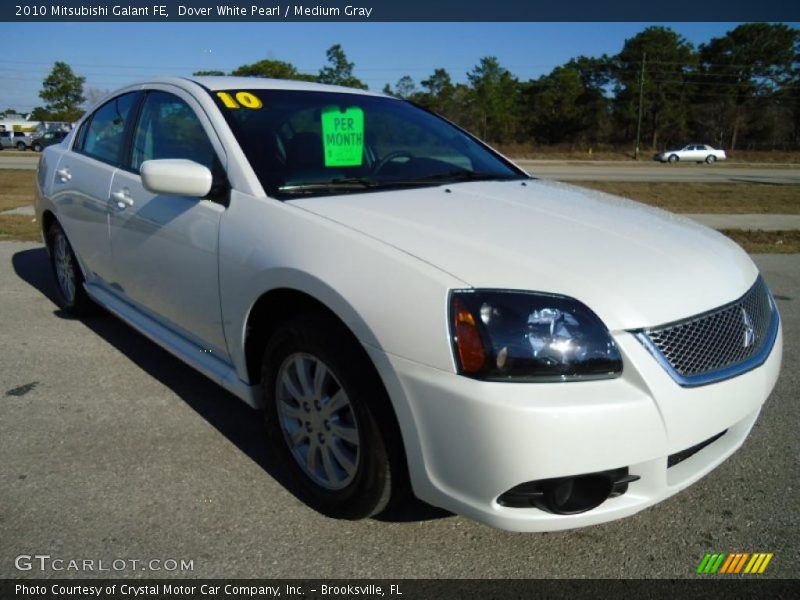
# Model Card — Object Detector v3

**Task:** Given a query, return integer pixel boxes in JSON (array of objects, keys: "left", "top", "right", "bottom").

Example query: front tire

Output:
[
  {"left": 33, "top": 143, "right": 43, "bottom": 152},
  {"left": 262, "top": 315, "right": 400, "bottom": 519},
  {"left": 668, "top": 154, "right": 678, "bottom": 163},
  {"left": 47, "top": 221, "right": 97, "bottom": 316},
  {"left": 705, "top": 155, "right": 716, "bottom": 164},
  {"left": 16, "top": 142, "right": 26, "bottom": 151}
]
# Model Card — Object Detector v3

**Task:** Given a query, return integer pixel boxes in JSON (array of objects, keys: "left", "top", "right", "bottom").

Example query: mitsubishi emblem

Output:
[{"left": 741, "top": 307, "right": 755, "bottom": 348}]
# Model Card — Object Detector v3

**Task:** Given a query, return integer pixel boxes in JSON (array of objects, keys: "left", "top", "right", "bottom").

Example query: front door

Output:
[{"left": 108, "top": 88, "right": 230, "bottom": 357}]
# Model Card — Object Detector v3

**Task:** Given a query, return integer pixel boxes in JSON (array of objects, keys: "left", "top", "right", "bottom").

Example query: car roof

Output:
[{"left": 140, "top": 76, "right": 391, "bottom": 98}]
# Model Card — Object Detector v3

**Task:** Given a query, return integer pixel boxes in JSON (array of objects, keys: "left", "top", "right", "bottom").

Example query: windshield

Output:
[{"left": 210, "top": 89, "right": 527, "bottom": 199}]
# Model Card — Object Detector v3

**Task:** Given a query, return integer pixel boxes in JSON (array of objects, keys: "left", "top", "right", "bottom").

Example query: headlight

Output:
[{"left": 450, "top": 290, "right": 622, "bottom": 382}]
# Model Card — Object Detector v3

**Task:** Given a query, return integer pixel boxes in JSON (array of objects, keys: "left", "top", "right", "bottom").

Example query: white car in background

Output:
[
  {"left": 35, "top": 77, "right": 781, "bottom": 532},
  {"left": 655, "top": 144, "right": 727, "bottom": 163},
  {"left": 0, "top": 130, "right": 36, "bottom": 150}
]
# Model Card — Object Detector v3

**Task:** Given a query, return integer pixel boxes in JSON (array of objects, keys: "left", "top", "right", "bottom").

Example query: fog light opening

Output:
[
  {"left": 539, "top": 475, "right": 613, "bottom": 515},
  {"left": 497, "top": 467, "right": 639, "bottom": 513}
]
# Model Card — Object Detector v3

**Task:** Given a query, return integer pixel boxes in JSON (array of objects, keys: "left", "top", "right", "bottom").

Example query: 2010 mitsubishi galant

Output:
[{"left": 35, "top": 77, "right": 782, "bottom": 532}]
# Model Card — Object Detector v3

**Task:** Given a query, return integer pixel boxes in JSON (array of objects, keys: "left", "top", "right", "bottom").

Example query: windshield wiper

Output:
[
  {"left": 278, "top": 177, "right": 377, "bottom": 194},
  {"left": 278, "top": 172, "right": 527, "bottom": 195},
  {"left": 380, "top": 170, "right": 527, "bottom": 186}
]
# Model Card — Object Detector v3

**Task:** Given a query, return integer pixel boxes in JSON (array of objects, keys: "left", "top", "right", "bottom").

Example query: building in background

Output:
[{"left": 0, "top": 113, "right": 73, "bottom": 133}]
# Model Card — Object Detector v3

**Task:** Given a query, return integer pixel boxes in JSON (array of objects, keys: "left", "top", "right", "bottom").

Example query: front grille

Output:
[{"left": 636, "top": 277, "right": 777, "bottom": 386}]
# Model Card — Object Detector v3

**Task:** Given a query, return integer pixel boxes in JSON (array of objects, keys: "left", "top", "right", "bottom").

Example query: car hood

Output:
[{"left": 289, "top": 179, "right": 758, "bottom": 330}]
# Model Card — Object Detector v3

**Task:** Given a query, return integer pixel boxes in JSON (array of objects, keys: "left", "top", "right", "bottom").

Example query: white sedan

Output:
[
  {"left": 35, "top": 77, "right": 781, "bottom": 532},
  {"left": 655, "top": 144, "right": 727, "bottom": 163}
]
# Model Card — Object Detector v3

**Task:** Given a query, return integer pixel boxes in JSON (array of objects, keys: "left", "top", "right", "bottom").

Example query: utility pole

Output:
[{"left": 634, "top": 51, "right": 646, "bottom": 160}]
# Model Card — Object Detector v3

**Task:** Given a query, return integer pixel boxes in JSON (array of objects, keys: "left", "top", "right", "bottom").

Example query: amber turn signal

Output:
[{"left": 452, "top": 297, "right": 485, "bottom": 373}]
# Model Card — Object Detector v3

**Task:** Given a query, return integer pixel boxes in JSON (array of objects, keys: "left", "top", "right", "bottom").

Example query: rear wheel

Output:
[
  {"left": 262, "top": 314, "right": 401, "bottom": 519},
  {"left": 705, "top": 155, "right": 716, "bottom": 164},
  {"left": 47, "top": 221, "right": 97, "bottom": 316}
]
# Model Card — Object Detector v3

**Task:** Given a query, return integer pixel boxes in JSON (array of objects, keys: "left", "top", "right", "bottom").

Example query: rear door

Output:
[
  {"left": 687, "top": 145, "right": 703, "bottom": 161},
  {"left": 108, "top": 87, "right": 230, "bottom": 356},
  {"left": 50, "top": 92, "right": 140, "bottom": 283}
]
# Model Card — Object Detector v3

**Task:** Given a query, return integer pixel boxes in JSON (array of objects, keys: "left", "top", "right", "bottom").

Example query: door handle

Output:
[
  {"left": 110, "top": 190, "right": 134, "bottom": 209},
  {"left": 56, "top": 168, "right": 71, "bottom": 182}
]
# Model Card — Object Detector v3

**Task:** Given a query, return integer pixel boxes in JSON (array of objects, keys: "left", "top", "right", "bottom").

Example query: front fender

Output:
[{"left": 219, "top": 190, "right": 466, "bottom": 384}]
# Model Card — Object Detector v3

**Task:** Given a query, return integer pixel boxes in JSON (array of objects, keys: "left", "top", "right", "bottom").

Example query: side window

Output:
[
  {"left": 79, "top": 93, "right": 137, "bottom": 165},
  {"left": 130, "top": 91, "right": 217, "bottom": 173},
  {"left": 73, "top": 120, "right": 89, "bottom": 151}
]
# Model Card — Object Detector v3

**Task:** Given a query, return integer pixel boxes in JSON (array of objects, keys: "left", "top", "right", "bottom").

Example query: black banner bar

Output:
[
  {"left": 2, "top": 579, "right": 799, "bottom": 600},
  {"left": 3, "top": 0, "right": 800, "bottom": 22}
]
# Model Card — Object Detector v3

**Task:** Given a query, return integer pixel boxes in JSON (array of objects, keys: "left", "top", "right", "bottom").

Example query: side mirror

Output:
[{"left": 140, "top": 159, "right": 213, "bottom": 197}]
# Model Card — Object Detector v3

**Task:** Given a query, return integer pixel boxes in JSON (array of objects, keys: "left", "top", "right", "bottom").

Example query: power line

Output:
[{"left": 0, "top": 56, "right": 794, "bottom": 74}]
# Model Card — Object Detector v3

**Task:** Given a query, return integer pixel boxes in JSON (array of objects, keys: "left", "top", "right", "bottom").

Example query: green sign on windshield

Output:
[{"left": 321, "top": 106, "right": 364, "bottom": 167}]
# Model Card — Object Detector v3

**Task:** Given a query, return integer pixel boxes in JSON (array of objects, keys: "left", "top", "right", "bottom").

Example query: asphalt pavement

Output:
[
  {"left": 0, "top": 155, "right": 39, "bottom": 170},
  {"left": 6, "top": 154, "right": 799, "bottom": 230},
  {"left": 515, "top": 160, "right": 800, "bottom": 184},
  {"left": 686, "top": 214, "right": 800, "bottom": 231},
  {"left": 3, "top": 153, "right": 800, "bottom": 184},
  {"left": 1, "top": 242, "right": 798, "bottom": 579}
]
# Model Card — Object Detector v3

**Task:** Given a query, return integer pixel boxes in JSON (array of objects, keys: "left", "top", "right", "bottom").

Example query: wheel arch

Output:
[
  {"left": 243, "top": 287, "right": 351, "bottom": 386},
  {"left": 243, "top": 286, "right": 411, "bottom": 496},
  {"left": 40, "top": 210, "right": 92, "bottom": 282},
  {"left": 41, "top": 209, "right": 57, "bottom": 243}
]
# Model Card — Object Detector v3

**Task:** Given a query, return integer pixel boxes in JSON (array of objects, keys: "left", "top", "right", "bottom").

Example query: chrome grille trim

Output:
[{"left": 634, "top": 277, "right": 779, "bottom": 387}]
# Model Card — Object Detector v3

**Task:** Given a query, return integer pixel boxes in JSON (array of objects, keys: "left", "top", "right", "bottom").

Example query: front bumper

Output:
[{"left": 368, "top": 324, "right": 782, "bottom": 532}]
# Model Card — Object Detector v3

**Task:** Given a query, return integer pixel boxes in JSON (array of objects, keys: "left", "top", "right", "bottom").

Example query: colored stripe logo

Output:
[{"left": 697, "top": 552, "right": 773, "bottom": 574}]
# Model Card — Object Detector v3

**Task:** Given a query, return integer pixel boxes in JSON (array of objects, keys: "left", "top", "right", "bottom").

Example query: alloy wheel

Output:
[
  {"left": 275, "top": 352, "right": 361, "bottom": 490},
  {"left": 53, "top": 230, "right": 76, "bottom": 305}
]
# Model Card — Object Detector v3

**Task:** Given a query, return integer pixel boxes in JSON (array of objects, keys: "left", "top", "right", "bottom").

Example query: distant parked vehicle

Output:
[
  {"left": 0, "top": 131, "right": 36, "bottom": 150},
  {"left": 32, "top": 130, "right": 68, "bottom": 152},
  {"left": 654, "top": 144, "right": 726, "bottom": 164}
]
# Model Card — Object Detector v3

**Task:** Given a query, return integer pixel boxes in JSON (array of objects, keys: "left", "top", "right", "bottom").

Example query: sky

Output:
[{"left": 0, "top": 22, "right": 766, "bottom": 113}]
